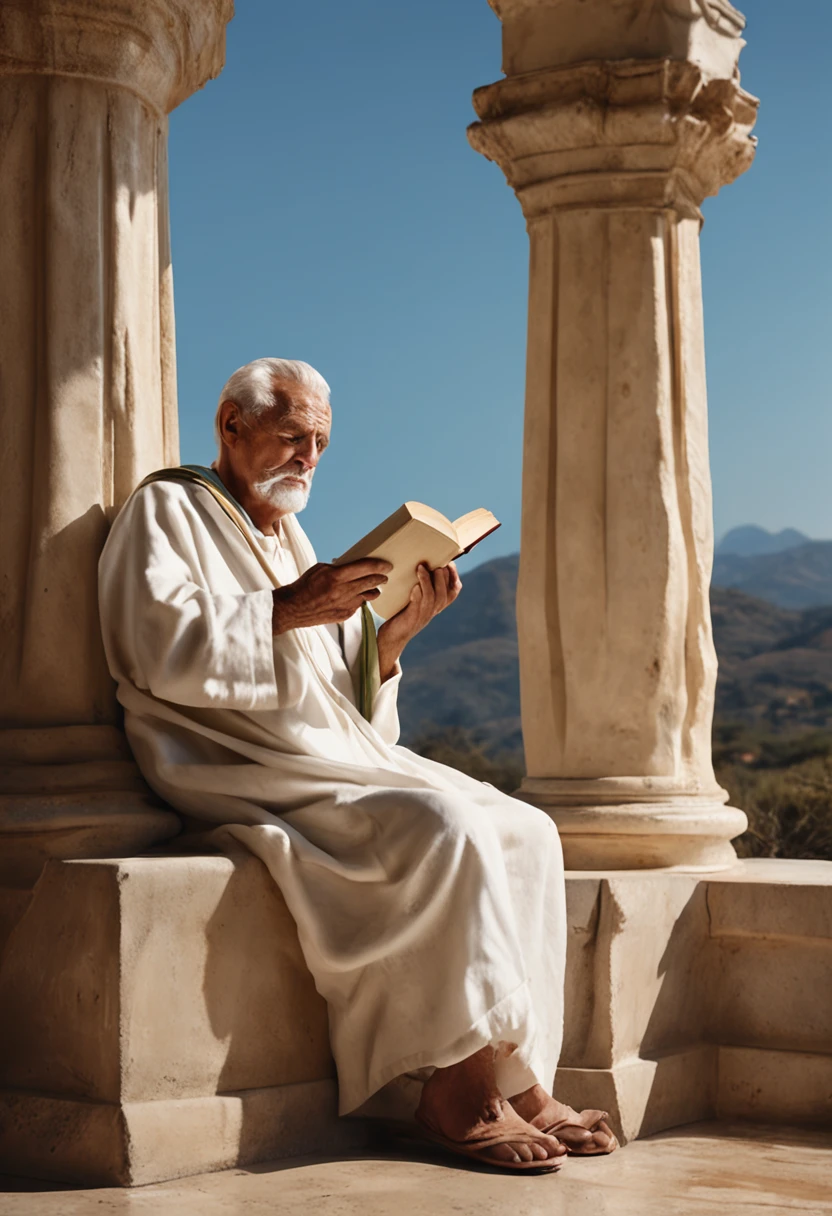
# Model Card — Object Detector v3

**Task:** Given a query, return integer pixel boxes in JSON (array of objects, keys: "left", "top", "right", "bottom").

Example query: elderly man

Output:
[{"left": 99, "top": 357, "right": 615, "bottom": 1172}]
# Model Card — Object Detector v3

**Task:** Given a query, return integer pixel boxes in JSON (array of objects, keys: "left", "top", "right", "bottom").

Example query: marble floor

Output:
[{"left": 0, "top": 1123, "right": 829, "bottom": 1216}]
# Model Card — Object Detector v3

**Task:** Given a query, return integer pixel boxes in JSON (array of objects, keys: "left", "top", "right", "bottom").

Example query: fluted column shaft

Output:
[
  {"left": 469, "top": 1, "right": 759, "bottom": 869},
  {"left": 0, "top": 0, "right": 232, "bottom": 915},
  {"left": 1, "top": 78, "right": 177, "bottom": 726},
  {"left": 0, "top": 0, "right": 232, "bottom": 728}
]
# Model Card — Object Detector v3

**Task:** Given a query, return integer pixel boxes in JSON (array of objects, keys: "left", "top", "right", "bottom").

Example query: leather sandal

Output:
[
  {"left": 413, "top": 1100, "right": 566, "bottom": 1173},
  {"left": 538, "top": 1107, "right": 618, "bottom": 1156}
]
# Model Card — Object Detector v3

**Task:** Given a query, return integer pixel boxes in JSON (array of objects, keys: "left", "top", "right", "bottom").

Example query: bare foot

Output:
[
  {"left": 416, "top": 1047, "right": 566, "bottom": 1168},
  {"left": 509, "top": 1084, "right": 617, "bottom": 1154}
]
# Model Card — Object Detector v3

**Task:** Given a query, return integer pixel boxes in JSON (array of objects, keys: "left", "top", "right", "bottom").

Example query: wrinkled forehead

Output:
[{"left": 264, "top": 378, "right": 332, "bottom": 432}]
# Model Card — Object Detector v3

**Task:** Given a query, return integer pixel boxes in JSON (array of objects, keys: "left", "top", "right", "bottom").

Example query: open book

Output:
[{"left": 333, "top": 502, "right": 500, "bottom": 620}]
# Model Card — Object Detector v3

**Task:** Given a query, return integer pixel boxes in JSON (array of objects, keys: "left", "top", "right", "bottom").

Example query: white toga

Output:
[{"left": 98, "top": 479, "right": 567, "bottom": 1114}]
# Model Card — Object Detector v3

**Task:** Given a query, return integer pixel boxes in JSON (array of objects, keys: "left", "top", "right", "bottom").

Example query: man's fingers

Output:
[
  {"left": 414, "top": 563, "right": 435, "bottom": 613},
  {"left": 349, "top": 573, "right": 390, "bottom": 593},
  {"left": 333, "top": 558, "right": 393, "bottom": 582},
  {"left": 432, "top": 566, "right": 450, "bottom": 612},
  {"left": 347, "top": 591, "right": 379, "bottom": 614},
  {"left": 433, "top": 562, "right": 462, "bottom": 611}
]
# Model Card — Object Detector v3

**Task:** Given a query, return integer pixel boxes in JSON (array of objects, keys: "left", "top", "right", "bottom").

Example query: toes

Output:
[
  {"left": 491, "top": 1144, "right": 521, "bottom": 1164},
  {"left": 541, "top": 1133, "right": 566, "bottom": 1158},
  {"left": 488, "top": 1138, "right": 565, "bottom": 1168},
  {"left": 591, "top": 1129, "right": 616, "bottom": 1152},
  {"left": 559, "top": 1127, "right": 593, "bottom": 1150},
  {"left": 529, "top": 1137, "right": 565, "bottom": 1161}
]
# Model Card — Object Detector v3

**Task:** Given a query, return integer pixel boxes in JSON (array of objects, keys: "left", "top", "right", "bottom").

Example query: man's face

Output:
[{"left": 220, "top": 380, "right": 331, "bottom": 515}]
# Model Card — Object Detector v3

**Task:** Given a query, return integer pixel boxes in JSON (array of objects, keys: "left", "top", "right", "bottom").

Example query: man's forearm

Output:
[{"left": 376, "top": 636, "right": 403, "bottom": 684}]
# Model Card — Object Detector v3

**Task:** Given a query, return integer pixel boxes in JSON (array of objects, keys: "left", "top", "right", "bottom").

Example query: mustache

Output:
[{"left": 257, "top": 467, "right": 313, "bottom": 488}]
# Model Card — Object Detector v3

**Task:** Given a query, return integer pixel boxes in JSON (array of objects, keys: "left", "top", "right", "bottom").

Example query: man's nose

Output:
[{"left": 295, "top": 437, "right": 319, "bottom": 469}]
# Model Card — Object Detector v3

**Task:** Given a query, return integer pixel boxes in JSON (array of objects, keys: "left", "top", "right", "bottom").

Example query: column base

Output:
[
  {"left": 518, "top": 777, "right": 748, "bottom": 870},
  {"left": 0, "top": 726, "right": 180, "bottom": 949},
  {"left": 0, "top": 727, "right": 180, "bottom": 877}
]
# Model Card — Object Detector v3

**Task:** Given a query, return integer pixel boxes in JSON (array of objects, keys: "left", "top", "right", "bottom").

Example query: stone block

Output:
[
  {"left": 711, "top": 938, "right": 832, "bottom": 1056},
  {"left": 561, "top": 862, "right": 832, "bottom": 1142},
  {"left": 707, "top": 860, "right": 832, "bottom": 1057},
  {"left": 707, "top": 858, "right": 832, "bottom": 940},
  {"left": 0, "top": 852, "right": 364, "bottom": 1185},
  {"left": 718, "top": 1047, "right": 832, "bottom": 1128},
  {"left": 562, "top": 874, "right": 711, "bottom": 1069},
  {"left": 0, "top": 853, "right": 333, "bottom": 1103},
  {"left": 2, "top": 855, "right": 831, "bottom": 1186},
  {"left": 556, "top": 1045, "right": 716, "bottom": 1145},
  {"left": 0, "top": 1080, "right": 365, "bottom": 1187}
]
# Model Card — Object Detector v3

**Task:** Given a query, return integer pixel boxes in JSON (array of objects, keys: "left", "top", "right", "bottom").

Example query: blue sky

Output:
[{"left": 169, "top": 0, "right": 832, "bottom": 566}]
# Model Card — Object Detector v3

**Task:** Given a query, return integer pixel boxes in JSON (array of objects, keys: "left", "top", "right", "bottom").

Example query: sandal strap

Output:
[
  {"left": 417, "top": 1103, "right": 562, "bottom": 1153},
  {"left": 542, "top": 1108, "right": 609, "bottom": 1135}
]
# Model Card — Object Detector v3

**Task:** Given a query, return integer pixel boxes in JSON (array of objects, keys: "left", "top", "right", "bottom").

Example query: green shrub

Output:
[{"left": 718, "top": 758, "right": 832, "bottom": 861}]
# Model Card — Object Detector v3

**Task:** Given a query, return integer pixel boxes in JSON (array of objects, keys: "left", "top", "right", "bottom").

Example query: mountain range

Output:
[
  {"left": 711, "top": 525, "right": 832, "bottom": 609},
  {"left": 398, "top": 538, "right": 832, "bottom": 751},
  {"left": 716, "top": 524, "right": 811, "bottom": 558},
  {"left": 712, "top": 542, "right": 832, "bottom": 610}
]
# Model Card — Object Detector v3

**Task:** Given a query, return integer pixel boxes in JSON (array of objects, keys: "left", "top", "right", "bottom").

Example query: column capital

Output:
[
  {"left": 0, "top": 0, "right": 233, "bottom": 114},
  {"left": 487, "top": 0, "right": 748, "bottom": 82},
  {"left": 468, "top": 58, "right": 758, "bottom": 219}
]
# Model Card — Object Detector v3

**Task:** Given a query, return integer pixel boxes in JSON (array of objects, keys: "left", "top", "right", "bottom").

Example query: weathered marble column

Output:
[
  {"left": 0, "top": 0, "right": 233, "bottom": 923},
  {"left": 469, "top": 0, "right": 758, "bottom": 869}
]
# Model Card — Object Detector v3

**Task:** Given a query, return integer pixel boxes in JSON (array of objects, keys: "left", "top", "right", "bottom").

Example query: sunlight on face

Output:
[{"left": 244, "top": 384, "right": 331, "bottom": 514}]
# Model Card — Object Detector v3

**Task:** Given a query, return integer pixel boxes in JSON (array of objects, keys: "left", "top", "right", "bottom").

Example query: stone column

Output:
[
  {"left": 469, "top": 0, "right": 758, "bottom": 869},
  {"left": 0, "top": 0, "right": 233, "bottom": 928}
]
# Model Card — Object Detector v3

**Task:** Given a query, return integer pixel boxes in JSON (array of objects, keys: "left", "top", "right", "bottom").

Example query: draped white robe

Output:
[{"left": 98, "top": 479, "right": 567, "bottom": 1114}]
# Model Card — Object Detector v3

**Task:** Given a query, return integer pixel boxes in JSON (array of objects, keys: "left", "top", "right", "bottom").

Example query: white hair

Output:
[{"left": 214, "top": 357, "right": 331, "bottom": 445}]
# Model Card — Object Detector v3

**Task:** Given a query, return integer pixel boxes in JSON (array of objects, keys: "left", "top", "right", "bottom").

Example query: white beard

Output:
[{"left": 253, "top": 469, "right": 313, "bottom": 514}]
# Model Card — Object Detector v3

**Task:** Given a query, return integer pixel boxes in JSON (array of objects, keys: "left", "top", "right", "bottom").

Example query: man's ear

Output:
[{"left": 218, "top": 400, "right": 243, "bottom": 447}]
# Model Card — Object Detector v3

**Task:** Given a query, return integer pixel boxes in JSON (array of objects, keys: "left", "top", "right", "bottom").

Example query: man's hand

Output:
[
  {"left": 273, "top": 559, "right": 392, "bottom": 634},
  {"left": 376, "top": 562, "right": 463, "bottom": 682}
]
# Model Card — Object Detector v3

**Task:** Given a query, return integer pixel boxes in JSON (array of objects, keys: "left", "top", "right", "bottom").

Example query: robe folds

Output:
[{"left": 98, "top": 479, "right": 567, "bottom": 1114}]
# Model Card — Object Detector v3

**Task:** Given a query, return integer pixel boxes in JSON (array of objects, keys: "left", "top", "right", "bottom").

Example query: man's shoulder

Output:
[
  {"left": 109, "top": 474, "right": 216, "bottom": 544},
  {"left": 101, "top": 476, "right": 222, "bottom": 578},
  {"left": 126, "top": 472, "right": 215, "bottom": 514}
]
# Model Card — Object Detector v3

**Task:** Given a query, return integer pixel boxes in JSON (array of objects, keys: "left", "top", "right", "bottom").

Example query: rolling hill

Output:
[{"left": 711, "top": 541, "right": 832, "bottom": 610}]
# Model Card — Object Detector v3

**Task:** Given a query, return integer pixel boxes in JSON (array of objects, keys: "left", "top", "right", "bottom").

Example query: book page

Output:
[{"left": 452, "top": 508, "right": 501, "bottom": 554}]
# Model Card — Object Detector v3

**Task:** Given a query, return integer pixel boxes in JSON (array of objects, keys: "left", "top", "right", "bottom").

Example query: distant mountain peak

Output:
[{"left": 716, "top": 525, "right": 812, "bottom": 558}]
